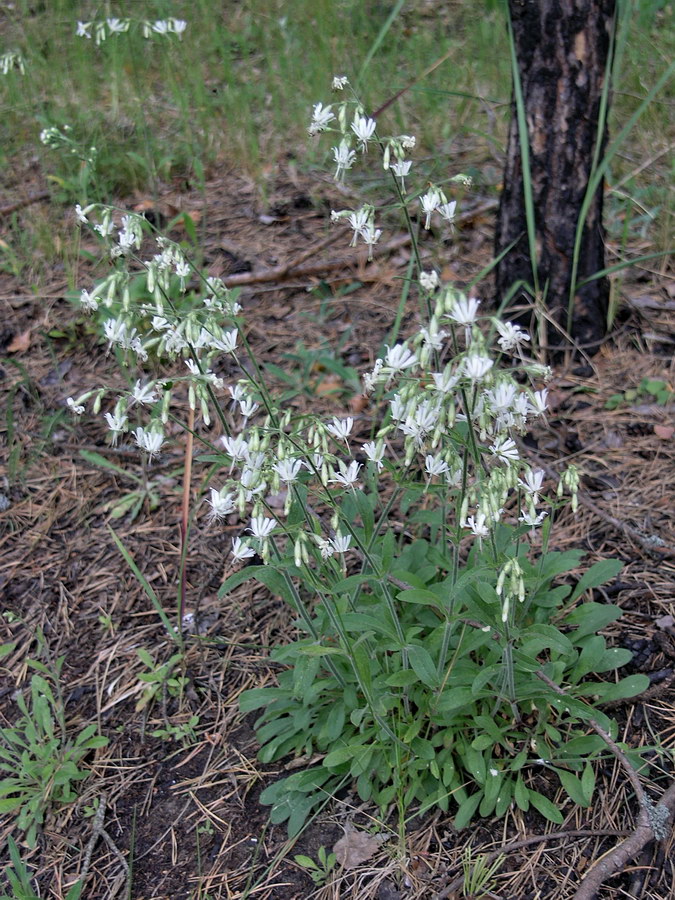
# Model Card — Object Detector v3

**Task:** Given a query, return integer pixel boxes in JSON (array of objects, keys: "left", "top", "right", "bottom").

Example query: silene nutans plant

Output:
[{"left": 68, "top": 77, "right": 650, "bottom": 838}]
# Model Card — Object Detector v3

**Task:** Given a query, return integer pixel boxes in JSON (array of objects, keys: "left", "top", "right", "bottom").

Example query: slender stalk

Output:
[{"left": 178, "top": 405, "right": 194, "bottom": 629}]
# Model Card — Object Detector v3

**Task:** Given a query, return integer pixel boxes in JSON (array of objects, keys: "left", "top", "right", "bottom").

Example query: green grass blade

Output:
[
  {"left": 107, "top": 526, "right": 180, "bottom": 645},
  {"left": 356, "top": 0, "right": 406, "bottom": 89}
]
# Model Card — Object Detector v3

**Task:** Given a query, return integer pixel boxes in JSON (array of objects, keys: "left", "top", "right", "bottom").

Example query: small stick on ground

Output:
[
  {"left": 535, "top": 670, "right": 675, "bottom": 900},
  {"left": 0, "top": 190, "right": 50, "bottom": 217},
  {"left": 78, "top": 796, "right": 130, "bottom": 890}
]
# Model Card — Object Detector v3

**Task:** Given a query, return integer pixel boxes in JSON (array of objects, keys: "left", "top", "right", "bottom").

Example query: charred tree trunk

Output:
[{"left": 495, "top": 0, "right": 616, "bottom": 353}]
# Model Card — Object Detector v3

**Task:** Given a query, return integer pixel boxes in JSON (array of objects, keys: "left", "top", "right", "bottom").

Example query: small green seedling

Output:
[
  {"left": 294, "top": 846, "right": 337, "bottom": 886},
  {"left": 606, "top": 376, "right": 673, "bottom": 409}
]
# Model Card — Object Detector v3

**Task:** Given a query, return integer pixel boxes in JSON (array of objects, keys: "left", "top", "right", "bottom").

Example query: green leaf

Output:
[
  {"left": 239, "top": 688, "right": 283, "bottom": 712},
  {"left": 569, "top": 560, "right": 623, "bottom": 604},
  {"left": 564, "top": 602, "right": 623, "bottom": 638},
  {"left": 454, "top": 791, "right": 482, "bottom": 830},
  {"left": 385, "top": 669, "right": 420, "bottom": 687},
  {"left": 0, "top": 643, "right": 16, "bottom": 659},
  {"left": 581, "top": 762, "right": 596, "bottom": 805},
  {"left": 407, "top": 645, "right": 440, "bottom": 688},
  {"left": 528, "top": 790, "right": 564, "bottom": 824},
  {"left": 80, "top": 449, "right": 141, "bottom": 482},
  {"left": 514, "top": 776, "right": 530, "bottom": 811},
  {"left": 555, "top": 768, "right": 589, "bottom": 807},
  {"left": 397, "top": 587, "right": 442, "bottom": 608},
  {"left": 595, "top": 674, "right": 649, "bottom": 702}
]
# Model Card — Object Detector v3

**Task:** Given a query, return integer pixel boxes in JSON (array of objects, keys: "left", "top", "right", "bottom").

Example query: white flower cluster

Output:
[
  {"left": 309, "top": 80, "right": 471, "bottom": 260},
  {"left": 0, "top": 50, "right": 25, "bottom": 75},
  {"left": 76, "top": 18, "right": 186, "bottom": 45}
]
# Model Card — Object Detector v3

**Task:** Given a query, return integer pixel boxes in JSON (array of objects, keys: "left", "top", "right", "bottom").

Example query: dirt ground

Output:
[{"left": 1, "top": 163, "right": 674, "bottom": 899}]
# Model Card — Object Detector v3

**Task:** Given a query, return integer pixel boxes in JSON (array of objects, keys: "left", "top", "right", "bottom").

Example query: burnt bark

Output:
[{"left": 495, "top": 0, "right": 616, "bottom": 352}]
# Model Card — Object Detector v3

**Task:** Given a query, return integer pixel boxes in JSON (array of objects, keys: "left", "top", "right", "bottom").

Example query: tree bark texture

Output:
[{"left": 495, "top": 0, "right": 616, "bottom": 352}]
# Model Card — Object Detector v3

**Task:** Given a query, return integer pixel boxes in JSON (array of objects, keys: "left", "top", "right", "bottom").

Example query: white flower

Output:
[
  {"left": 169, "top": 18, "right": 187, "bottom": 37},
  {"left": 389, "top": 394, "right": 407, "bottom": 421},
  {"left": 363, "top": 440, "right": 385, "bottom": 471},
  {"left": 221, "top": 434, "right": 249, "bottom": 465},
  {"left": 133, "top": 427, "right": 164, "bottom": 457},
  {"left": 152, "top": 19, "right": 170, "bottom": 35},
  {"left": 249, "top": 516, "right": 277, "bottom": 539},
  {"left": 420, "top": 189, "right": 441, "bottom": 229},
  {"left": 330, "top": 533, "right": 352, "bottom": 554},
  {"left": 206, "top": 488, "right": 235, "bottom": 522},
  {"left": 332, "top": 75, "right": 349, "bottom": 91},
  {"left": 490, "top": 437, "right": 519, "bottom": 463},
  {"left": 529, "top": 389, "right": 549, "bottom": 416},
  {"left": 420, "top": 326, "right": 448, "bottom": 352},
  {"left": 326, "top": 416, "right": 353, "bottom": 443},
  {"left": 331, "top": 460, "right": 361, "bottom": 488},
  {"left": 67, "top": 397, "right": 85, "bottom": 415},
  {"left": 519, "top": 509, "right": 548, "bottom": 527},
  {"left": 398, "top": 400, "right": 439, "bottom": 445},
  {"left": 76, "top": 21, "right": 92, "bottom": 38},
  {"left": 333, "top": 141, "right": 356, "bottom": 180},
  {"left": 363, "top": 360, "right": 383, "bottom": 394},
  {"left": 351, "top": 115, "right": 376, "bottom": 150},
  {"left": 464, "top": 511, "right": 489, "bottom": 540},
  {"left": 438, "top": 200, "right": 456, "bottom": 222},
  {"left": 131, "top": 380, "right": 158, "bottom": 406},
  {"left": 359, "top": 224, "right": 382, "bottom": 260},
  {"left": 496, "top": 320, "right": 530, "bottom": 353},
  {"left": 75, "top": 204, "right": 88, "bottom": 224},
  {"left": 231, "top": 536, "right": 255, "bottom": 561},
  {"left": 447, "top": 296, "right": 480, "bottom": 327},
  {"left": 273, "top": 458, "right": 303, "bottom": 484},
  {"left": 106, "top": 18, "right": 128, "bottom": 34},
  {"left": 212, "top": 329, "right": 238, "bottom": 354},
  {"left": 391, "top": 158, "right": 411, "bottom": 188},
  {"left": 347, "top": 207, "right": 371, "bottom": 245},
  {"left": 104, "top": 412, "right": 127, "bottom": 442},
  {"left": 185, "top": 359, "right": 200, "bottom": 375},
  {"left": 486, "top": 382, "right": 517, "bottom": 414},
  {"left": 80, "top": 289, "right": 98, "bottom": 311},
  {"left": 238, "top": 398, "right": 259, "bottom": 420},
  {"left": 432, "top": 369, "right": 459, "bottom": 394},
  {"left": 385, "top": 344, "right": 417, "bottom": 373},
  {"left": 425, "top": 454, "right": 449, "bottom": 477},
  {"left": 519, "top": 469, "right": 545, "bottom": 502},
  {"left": 308, "top": 102, "right": 335, "bottom": 135},
  {"left": 463, "top": 355, "right": 493, "bottom": 382},
  {"left": 420, "top": 270, "right": 439, "bottom": 292}
]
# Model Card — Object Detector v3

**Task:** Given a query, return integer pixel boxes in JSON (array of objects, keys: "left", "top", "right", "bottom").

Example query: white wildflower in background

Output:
[
  {"left": 273, "top": 458, "right": 303, "bottom": 484},
  {"left": 206, "top": 488, "right": 235, "bottom": 522},
  {"left": 384, "top": 344, "right": 417, "bottom": 375},
  {"left": 104, "top": 411, "right": 127, "bottom": 442},
  {"left": 80, "top": 289, "right": 98, "bottom": 311},
  {"left": 419, "top": 270, "right": 439, "bottom": 292},
  {"left": 308, "top": 102, "right": 335, "bottom": 135},
  {"left": 169, "top": 18, "right": 187, "bottom": 37},
  {"left": 332, "top": 75, "right": 348, "bottom": 91},
  {"left": 351, "top": 115, "right": 376, "bottom": 151},
  {"left": 133, "top": 426, "right": 164, "bottom": 458},
  {"left": 67, "top": 397, "right": 85, "bottom": 415},
  {"left": 391, "top": 159, "right": 411, "bottom": 190},
  {"left": 333, "top": 141, "right": 356, "bottom": 180},
  {"left": 496, "top": 321, "right": 530, "bottom": 353},
  {"left": 363, "top": 440, "right": 385, "bottom": 471},
  {"left": 249, "top": 516, "right": 277, "bottom": 539},
  {"left": 425, "top": 454, "right": 449, "bottom": 478},
  {"left": 490, "top": 437, "right": 519, "bottom": 464},
  {"left": 529, "top": 389, "right": 549, "bottom": 417},
  {"left": 420, "top": 188, "right": 441, "bottom": 229},
  {"left": 331, "top": 460, "right": 361, "bottom": 488},
  {"left": 438, "top": 200, "right": 456, "bottom": 223},
  {"left": 432, "top": 369, "right": 460, "bottom": 394},
  {"left": 0, "top": 51, "right": 25, "bottom": 75},
  {"left": 464, "top": 511, "right": 489, "bottom": 541},
  {"left": 131, "top": 380, "right": 158, "bottom": 406},
  {"left": 360, "top": 224, "right": 382, "bottom": 260},
  {"left": 231, "top": 536, "right": 255, "bottom": 561},
  {"left": 519, "top": 469, "right": 545, "bottom": 504},
  {"left": 211, "top": 329, "right": 238, "bottom": 354},
  {"left": 400, "top": 135, "right": 416, "bottom": 150},
  {"left": 221, "top": 434, "right": 249, "bottom": 465},
  {"left": 326, "top": 416, "right": 353, "bottom": 443},
  {"left": 463, "top": 355, "right": 493, "bottom": 382},
  {"left": 330, "top": 533, "right": 352, "bottom": 554},
  {"left": 519, "top": 509, "right": 548, "bottom": 528},
  {"left": 76, "top": 21, "right": 92, "bottom": 38}
]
